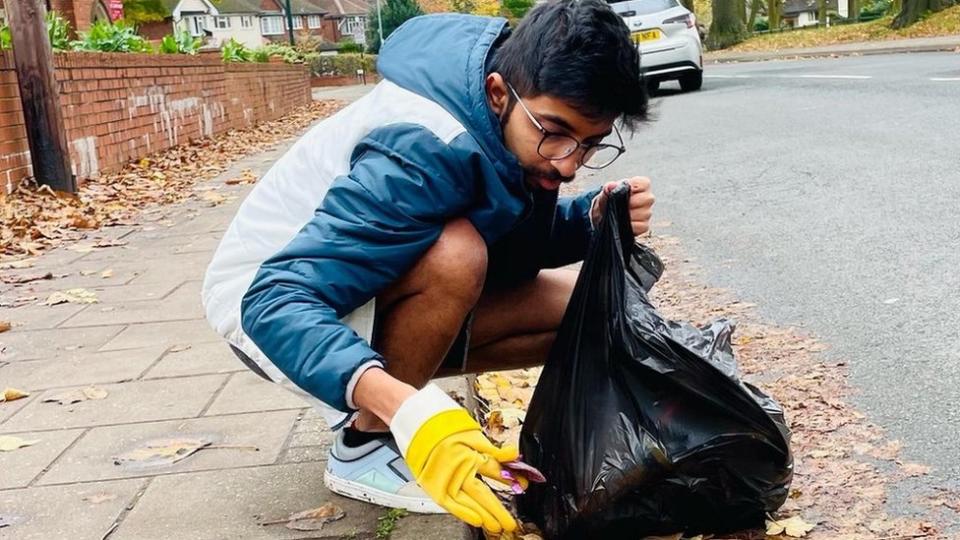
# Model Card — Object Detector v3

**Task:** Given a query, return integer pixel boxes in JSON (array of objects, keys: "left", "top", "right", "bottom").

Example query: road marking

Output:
[
  {"left": 930, "top": 77, "right": 960, "bottom": 81},
  {"left": 778, "top": 74, "right": 873, "bottom": 79}
]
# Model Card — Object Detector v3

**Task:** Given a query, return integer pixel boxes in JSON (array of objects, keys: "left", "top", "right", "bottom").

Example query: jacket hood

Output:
[{"left": 377, "top": 14, "right": 526, "bottom": 198}]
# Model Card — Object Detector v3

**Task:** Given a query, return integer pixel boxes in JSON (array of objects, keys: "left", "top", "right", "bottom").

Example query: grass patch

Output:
[
  {"left": 375, "top": 508, "right": 408, "bottom": 539},
  {"left": 726, "top": 3, "right": 960, "bottom": 51}
]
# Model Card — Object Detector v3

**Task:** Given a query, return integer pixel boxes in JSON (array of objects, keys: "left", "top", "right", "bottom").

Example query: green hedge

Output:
[{"left": 309, "top": 53, "right": 377, "bottom": 77}]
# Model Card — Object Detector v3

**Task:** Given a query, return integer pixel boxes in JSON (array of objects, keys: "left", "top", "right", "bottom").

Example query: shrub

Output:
[
  {"left": 337, "top": 38, "right": 363, "bottom": 53},
  {"left": 160, "top": 29, "right": 202, "bottom": 54},
  {"left": 309, "top": 52, "right": 377, "bottom": 76},
  {"left": 222, "top": 38, "right": 253, "bottom": 62},
  {"left": 72, "top": 20, "right": 152, "bottom": 53},
  {"left": 0, "top": 12, "right": 72, "bottom": 51}
]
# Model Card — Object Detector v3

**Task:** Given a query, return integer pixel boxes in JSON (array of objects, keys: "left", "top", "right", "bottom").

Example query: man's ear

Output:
[{"left": 486, "top": 72, "right": 510, "bottom": 118}]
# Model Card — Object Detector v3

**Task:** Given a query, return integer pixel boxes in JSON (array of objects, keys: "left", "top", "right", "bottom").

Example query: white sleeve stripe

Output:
[{"left": 345, "top": 359, "right": 387, "bottom": 410}]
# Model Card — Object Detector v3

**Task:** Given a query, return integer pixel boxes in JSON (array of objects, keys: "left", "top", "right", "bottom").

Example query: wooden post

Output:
[{"left": 6, "top": 0, "right": 75, "bottom": 193}]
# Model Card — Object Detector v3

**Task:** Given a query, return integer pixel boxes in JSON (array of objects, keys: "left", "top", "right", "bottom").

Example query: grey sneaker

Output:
[{"left": 323, "top": 430, "right": 446, "bottom": 513}]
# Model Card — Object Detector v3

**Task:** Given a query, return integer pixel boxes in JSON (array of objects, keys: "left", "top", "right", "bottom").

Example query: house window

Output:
[
  {"left": 214, "top": 16, "right": 231, "bottom": 29},
  {"left": 260, "top": 16, "right": 283, "bottom": 35},
  {"left": 307, "top": 14, "right": 321, "bottom": 28},
  {"left": 285, "top": 16, "right": 303, "bottom": 29},
  {"left": 241, "top": 15, "right": 253, "bottom": 28},
  {"left": 340, "top": 16, "right": 364, "bottom": 35},
  {"left": 184, "top": 15, "right": 208, "bottom": 36}
]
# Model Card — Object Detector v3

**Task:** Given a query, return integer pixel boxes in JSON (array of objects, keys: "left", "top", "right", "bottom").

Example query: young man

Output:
[{"left": 202, "top": 0, "right": 653, "bottom": 533}]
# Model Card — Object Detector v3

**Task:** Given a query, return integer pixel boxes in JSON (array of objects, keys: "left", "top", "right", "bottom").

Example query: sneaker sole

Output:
[{"left": 323, "top": 469, "right": 447, "bottom": 514}]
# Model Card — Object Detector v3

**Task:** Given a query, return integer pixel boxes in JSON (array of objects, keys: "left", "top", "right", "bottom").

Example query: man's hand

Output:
[
  {"left": 389, "top": 384, "right": 523, "bottom": 533},
  {"left": 590, "top": 177, "right": 655, "bottom": 236}
]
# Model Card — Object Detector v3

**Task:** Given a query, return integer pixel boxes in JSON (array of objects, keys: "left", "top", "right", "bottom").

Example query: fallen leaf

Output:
[
  {"left": 169, "top": 344, "right": 192, "bottom": 353},
  {"left": 201, "top": 191, "right": 227, "bottom": 206},
  {"left": 0, "top": 435, "right": 40, "bottom": 452},
  {"left": 42, "top": 288, "right": 99, "bottom": 306},
  {"left": 101, "top": 269, "right": 113, "bottom": 278},
  {"left": 260, "top": 502, "right": 346, "bottom": 531},
  {"left": 0, "top": 272, "right": 53, "bottom": 284},
  {"left": 113, "top": 437, "right": 212, "bottom": 466},
  {"left": 82, "top": 492, "right": 118, "bottom": 504},
  {"left": 82, "top": 387, "right": 108, "bottom": 400},
  {"left": 68, "top": 243, "right": 97, "bottom": 254},
  {"left": 42, "top": 389, "right": 89, "bottom": 405},
  {"left": 0, "top": 321, "right": 10, "bottom": 333},
  {"left": 766, "top": 515, "right": 815, "bottom": 537},
  {"left": 0, "top": 259, "right": 36, "bottom": 269},
  {"left": 1, "top": 388, "right": 30, "bottom": 402},
  {"left": 900, "top": 462, "right": 932, "bottom": 477}
]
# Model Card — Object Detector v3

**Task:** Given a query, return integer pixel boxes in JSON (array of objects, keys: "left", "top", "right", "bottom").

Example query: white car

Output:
[{"left": 609, "top": 0, "right": 704, "bottom": 93}]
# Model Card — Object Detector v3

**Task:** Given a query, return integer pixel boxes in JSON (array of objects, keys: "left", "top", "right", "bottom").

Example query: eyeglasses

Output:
[{"left": 507, "top": 83, "right": 626, "bottom": 170}]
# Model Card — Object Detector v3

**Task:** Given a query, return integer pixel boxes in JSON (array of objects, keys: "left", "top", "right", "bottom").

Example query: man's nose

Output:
[{"left": 554, "top": 153, "right": 580, "bottom": 178}]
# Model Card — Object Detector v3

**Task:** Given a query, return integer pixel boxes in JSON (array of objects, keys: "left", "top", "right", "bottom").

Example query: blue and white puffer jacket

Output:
[{"left": 202, "top": 14, "right": 598, "bottom": 429}]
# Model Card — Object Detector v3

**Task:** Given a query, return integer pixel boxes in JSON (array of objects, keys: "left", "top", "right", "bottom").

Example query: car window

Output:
[{"left": 607, "top": 0, "right": 680, "bottom": 13}]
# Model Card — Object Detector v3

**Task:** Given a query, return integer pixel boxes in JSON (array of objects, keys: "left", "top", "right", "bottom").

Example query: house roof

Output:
[
  {"left": 782, "top": 0, "right": 838, "bottom": 15},
  {"left": 165, "top": 0, "right": 330, "bottom": 15},
  {"left": 214, "top": 0, "right": 270, "bottom": 14},
  {"left": 315, "top": 0, "right": 368, "bottom": 17}
]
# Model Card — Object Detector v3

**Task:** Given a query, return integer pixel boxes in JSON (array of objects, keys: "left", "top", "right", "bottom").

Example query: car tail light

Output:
[{"left": 663, "top": 13, "right": 694, "bottom": 27}]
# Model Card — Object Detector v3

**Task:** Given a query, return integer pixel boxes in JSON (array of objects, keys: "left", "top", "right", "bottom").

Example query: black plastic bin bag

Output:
[{"left": 518, "top": 185, "right": 793, "bottom": 539}]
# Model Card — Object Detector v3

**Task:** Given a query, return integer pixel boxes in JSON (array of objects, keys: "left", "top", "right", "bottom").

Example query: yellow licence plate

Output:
[{"left": 632, "top": 29, "right": 662, "bottom": 43}]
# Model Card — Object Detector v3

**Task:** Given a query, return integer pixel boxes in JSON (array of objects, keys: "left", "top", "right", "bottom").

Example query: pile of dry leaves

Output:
[
  {"left": 0, "top": 100, "right": 344, "bottom": 263},
  {"left": 476, "top": 231, "right": 953, "bottom": 540}
]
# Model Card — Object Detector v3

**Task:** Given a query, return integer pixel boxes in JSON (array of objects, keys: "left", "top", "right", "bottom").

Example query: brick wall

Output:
[{"left": 0, "top": 51, "right": 310, "bottom": 193}]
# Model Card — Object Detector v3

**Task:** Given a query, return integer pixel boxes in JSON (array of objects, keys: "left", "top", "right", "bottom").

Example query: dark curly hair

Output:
[{"left": 489, "top": 0, "right": 649, "bottom": 130}]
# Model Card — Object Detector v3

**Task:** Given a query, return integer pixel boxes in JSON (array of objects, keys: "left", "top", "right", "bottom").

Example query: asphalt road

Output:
[{"left": 596, "top": 52, "right": 960, "bottom": 512}]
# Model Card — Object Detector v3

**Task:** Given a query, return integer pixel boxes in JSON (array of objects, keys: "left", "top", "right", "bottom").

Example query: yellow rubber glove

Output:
[{"left": 391, "top": 384, "right": 522, "bottom": 533}]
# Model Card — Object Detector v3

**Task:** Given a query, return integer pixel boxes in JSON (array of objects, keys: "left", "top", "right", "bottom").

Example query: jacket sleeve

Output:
[
  {"left": 240, "top": 125, "right": 474, "bottom": 412},
  {"left": 541, "top": 188, "right": 601, "bottom": 269}
]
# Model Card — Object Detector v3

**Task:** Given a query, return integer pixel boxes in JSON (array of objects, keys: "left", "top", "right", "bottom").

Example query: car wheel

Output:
[
  {"left": 679, "top": 71, "right": 703, "bottom": 92},
  {"left": 646, "top": 79, "right": 660, "bottom": 95}
]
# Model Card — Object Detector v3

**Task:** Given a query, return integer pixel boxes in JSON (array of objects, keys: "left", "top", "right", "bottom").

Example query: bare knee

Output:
[{"left": 420, "top": 218, "right": 487, "bottom": 306}]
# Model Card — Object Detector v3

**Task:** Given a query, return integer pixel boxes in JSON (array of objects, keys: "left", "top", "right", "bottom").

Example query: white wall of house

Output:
[
  {"left": 796, "top": 11, "right": 818, "bottom": 26},
  {"left": 210, "top": 14, "right": 264, "bottom": 47}
]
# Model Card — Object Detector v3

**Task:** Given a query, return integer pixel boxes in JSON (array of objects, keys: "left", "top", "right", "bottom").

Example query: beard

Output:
[{"left": 522, "top": 165, "right": 575, "bottom": 191}]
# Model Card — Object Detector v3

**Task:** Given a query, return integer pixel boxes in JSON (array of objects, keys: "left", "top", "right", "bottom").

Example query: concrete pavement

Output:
[{"left": 0, "top": 114, "right": 472, "bottom": 539}]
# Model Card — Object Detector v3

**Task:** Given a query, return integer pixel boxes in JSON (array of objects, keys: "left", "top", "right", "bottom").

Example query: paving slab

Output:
[
  {"left": 142, "top": 341, "right": 244, "bottom": 379},
  {"left": 59, "top": 282, "right": 203, "bottom": 328},
  {"left": 0, "top": 478, "right": 145, "bottom": 540},
  {"left": 110, "top": 462, "right": 384, "bottom": 540},
  {"left": 392, "top": 514, "right": 475, "bottom": 540},
  {"left": 0, "top": 392, "right": 33, "bottom": 423},
  {"left": 0, "top": 347, "right": 165, "bottom": 391},
  {"left": 118, "top": 232, "right": 224, "bottom": 255},
  {"left": 0, "top": 325, "right": 125, "bottom": 362},
  {"left": 0, "top": 374, "right": 227, "bottom": 433},
  {"left": 99, "top": 320, "right": 221, "bottom": 351},
  {"left": 0, "top": 301, "right": 87, "bottom": 331},
  {"left": 81, "top": 280, "right": 185, "bottom": 303},
  {"left": 0, "top": 428, "right": 85, "bottom": 489},
  {"left": 205, "top": 372, "right": 309, "bottom": 416},
  {"left": 37, "top": 410, "right": 299, "bottom": 485}
]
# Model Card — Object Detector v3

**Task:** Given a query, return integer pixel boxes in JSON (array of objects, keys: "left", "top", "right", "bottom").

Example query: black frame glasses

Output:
[{"left": 507, "top": 84, "right": 626, "bottom": 170}]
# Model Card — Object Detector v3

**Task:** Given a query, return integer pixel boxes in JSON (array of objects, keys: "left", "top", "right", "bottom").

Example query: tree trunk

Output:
[
  {"left": 892, "top": 0, "right": 954, "bottom": 27},
  {"left": 6, "top": 0, "right": 75, "bottom": 192},
  {"left": 818, "top": 0, "right": 827, "bottom": 24},
  {"left": 738, "top": 0, "right": 748, "bottom": 23},
  {"left": 706, "top": 0, "right": 748, "bottom": 49},
  {"left": 848, "top": 0, "right": 859, "bottom": 20},
  {"left": 748, "top": 0, "right": 762, "bottom": 30},
  {"left": 767, "top": 0, "right": 781, "bottom": 28}
]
